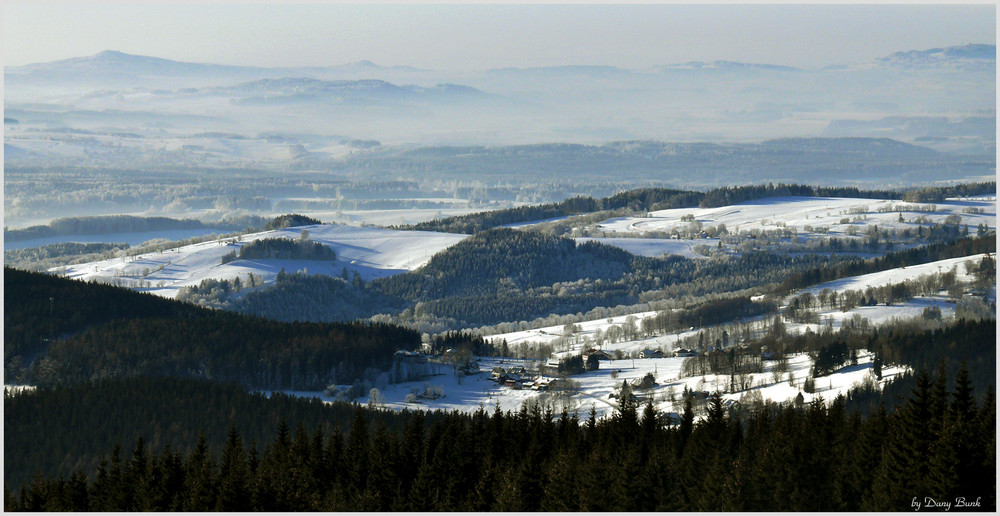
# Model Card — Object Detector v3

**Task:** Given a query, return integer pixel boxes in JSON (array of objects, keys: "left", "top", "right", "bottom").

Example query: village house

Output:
[
  {"left": 394, "top": 350, "right": 429, "bottom": 364},
  {"left": 582, "top": 348, "right": 612, "bottom": 360}
]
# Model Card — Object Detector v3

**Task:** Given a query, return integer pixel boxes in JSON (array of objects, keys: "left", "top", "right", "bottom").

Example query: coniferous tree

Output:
[
  {"left": 216, "top": 426, "right": 250, "bottom": 511},
  {"left": 345, "top": 407, "right": 370, "bottom": 499},
  {"left": 182, "top": 432, "right": 216, "bottom": 511}
]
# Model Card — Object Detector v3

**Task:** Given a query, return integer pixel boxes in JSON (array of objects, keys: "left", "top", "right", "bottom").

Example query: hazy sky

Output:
[{"left": 3, "top": 3, "right": 996, "bottom": 70}]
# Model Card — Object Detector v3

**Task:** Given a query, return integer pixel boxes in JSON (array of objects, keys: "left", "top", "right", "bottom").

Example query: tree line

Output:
[
  {"left": 403, "top": 188, "right": 703, "bottom": 234},
  {"left": 696, "top": 181, "right": 992, "bottom": 209}
]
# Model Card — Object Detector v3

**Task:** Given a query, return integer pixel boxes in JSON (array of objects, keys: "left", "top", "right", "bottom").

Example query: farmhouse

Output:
[
  {"left": 394, "top": 350, "right": 428, "bottom": 364},
  {"left": 583, "top": 348, "right": 612, "bottom": 360}
]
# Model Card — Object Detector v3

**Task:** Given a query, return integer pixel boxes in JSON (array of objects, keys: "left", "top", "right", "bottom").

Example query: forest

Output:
[
  {"left": 6, "top": 310, "right": 994, "bottom": 510},
  {"left": 6, "top": 357, "right": 994, "bottom": 511},
  {"left": 4, "top": 268, "right": 418, "bottom": 390},
  {"left": 227, "top": 271, "right": 404, "bottom": 323},
  {"left": 223, "top": 237, "right": 336, "bottom": 263}
]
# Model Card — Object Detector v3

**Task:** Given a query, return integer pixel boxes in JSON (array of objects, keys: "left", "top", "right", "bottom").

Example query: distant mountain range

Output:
[
  {"left": 876, "top": 44, "right": 995, "bottom": 70},
  {"left": 4, "top": 43, "right": 993, "bottom": 151},
  {"left": 8, "top": 43, "right": 993, "bottom": 81},
  {"left": 7, "top": 50, "right": 267, "bottom": 82},
  {"left": 3, "top": 50, "right": 442, "bottom": 92},
  {"left": 218, "top": 77, "right": 489, "bottom": 105}
]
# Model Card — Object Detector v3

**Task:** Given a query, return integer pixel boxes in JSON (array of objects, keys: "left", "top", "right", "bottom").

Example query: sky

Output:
[{"left": 2, "top": 3, "right": 996, "bottom": 70}]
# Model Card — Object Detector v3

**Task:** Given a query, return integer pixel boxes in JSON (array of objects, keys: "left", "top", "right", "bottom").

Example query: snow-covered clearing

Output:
[
  {"left": 56, "top": 224, "right": 468, "bottom": 299},
  {"left": 798, "top": 254, "right": 988, "bottom": 296}
]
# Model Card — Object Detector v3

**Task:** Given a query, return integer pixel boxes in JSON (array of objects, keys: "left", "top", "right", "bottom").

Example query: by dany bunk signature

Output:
[{"left": 912, "top": 496, "right": 982, "bottom": 511}]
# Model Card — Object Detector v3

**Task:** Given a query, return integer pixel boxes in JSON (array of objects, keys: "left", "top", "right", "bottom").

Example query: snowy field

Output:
[
  {"left": 575, "top": 237, "right": 707, "bottom": 259},
  {"left": 598, "top": 196, "right": 996, "bottom": 238},
  {"left": 798, "top": 254, "right": 988, "bottom": 295},
  {"left": 56, "top": 224, "right": 468, "bottom": 298},
  {"left": 489, "top": 311, "right": 661, "bottom": 348}
]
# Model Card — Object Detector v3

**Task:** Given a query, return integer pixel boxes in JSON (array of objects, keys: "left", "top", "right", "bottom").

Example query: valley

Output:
[{"left": 4, "top": 12, "right": 995, "bottom": 509}]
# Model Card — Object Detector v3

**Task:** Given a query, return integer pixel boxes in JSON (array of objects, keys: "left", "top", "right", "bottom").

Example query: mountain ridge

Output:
[{"left": 10, "top": 43, "right": 993, "bottom": 76}]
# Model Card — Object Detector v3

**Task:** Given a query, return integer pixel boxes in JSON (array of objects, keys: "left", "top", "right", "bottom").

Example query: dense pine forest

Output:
[
  {"left": 4, "top": 215, "right": 209, "bottom": 242},
  {"left": 3, "top": 377, "right": 437, "bottom": 490},
  {"left": 4, "top": 268, "right": 418, "bottom": 390},
  {"left": 6, "top": 363, "right": 994, "bottom": 511},
  {"left": 228, "top": 271, "right": 405, "bottom": 323}
]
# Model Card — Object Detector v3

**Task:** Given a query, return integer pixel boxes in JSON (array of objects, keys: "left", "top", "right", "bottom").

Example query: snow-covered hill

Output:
[
  {"left": 482, "top": 253, "right": 993, "bottom": 360},
  {"left": 56, "top": 224, "right": 468, "bottom": 299},
  {"left": 598, "top": 195, "right": 995, "bottom": 240}
]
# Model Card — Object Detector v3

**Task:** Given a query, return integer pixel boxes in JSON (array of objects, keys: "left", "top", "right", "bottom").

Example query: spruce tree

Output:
[
  {"left": 182, "top": 431, "right": 216, "bottom": 511},
  {"left": 345, "top": 407, "right": 370, "bottom": 496},
  {"left": 216, "top": 426, "right": 250, "bottom": 511}
]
